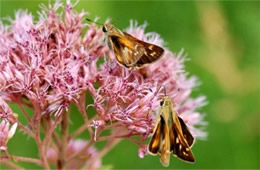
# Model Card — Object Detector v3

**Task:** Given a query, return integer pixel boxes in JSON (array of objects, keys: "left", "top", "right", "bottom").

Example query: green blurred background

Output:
[{"left": 1, "top": 0, "right": 259, "bottom": 169}]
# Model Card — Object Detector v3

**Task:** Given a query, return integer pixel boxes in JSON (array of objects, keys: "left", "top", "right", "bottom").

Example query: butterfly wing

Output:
[
  {"left": 108, "top": 34, "right": 145, "bottom": 68},
  {"left": 160, "top": 114, "right": 171, "bottom": 167},
  {"left": 178, "top": 117, "right": 194, "bottom": 147},
  {"left": 148, "top": 114, "right": 171, "bottom": 167},
  {"left": 123, "top": 32, "right": 164, "bottom": 68},
  {"left": 148, "top": 115, "right": 163, "bottom": 155},
  {"left": 169, "top": 115, "right": 195, "bottom": 162}
]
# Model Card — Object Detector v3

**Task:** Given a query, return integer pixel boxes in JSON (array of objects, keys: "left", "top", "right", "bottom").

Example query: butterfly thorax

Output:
[
  {"left": 161, "top": 97, "right": 174, "bottom": 108},
  {"left": 160, "top": 97, "right": 178, "bottom": 124}
]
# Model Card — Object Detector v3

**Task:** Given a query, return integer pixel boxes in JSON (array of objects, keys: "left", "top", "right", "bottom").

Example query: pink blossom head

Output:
[
  {"left": 0, "top": 120, "right": 17, "bottom": 151},
  {"left": 0, "top": 97, "right": 17, "bottom": 123},
  {"left": 0, "top": 2, "right": 105, "bottom": 116},
  {"left": 0, "top": 0, "right": 207, "bottom": 167},
  {"left": 0, "top": 97, "right": 17, "bottom": 151}
]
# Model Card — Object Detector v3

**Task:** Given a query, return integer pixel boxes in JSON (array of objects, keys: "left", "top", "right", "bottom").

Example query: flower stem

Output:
[
  {"left": 69, "top": 123, "right": 89, "bottom": 139},
  {"left": 12, "top": 156, "right": 42, "bottom": 166},
  {"left": 16, "top": 100, "right": 33, "bottom": 127},
  {"left": 103, "top": 122, "right": 121, "bottom": 130},
  {"left": 66, "top": 138, "right": 94, "bottom": 163},
  {"left": 33, "top": 104, "right": 50, "bottom": 170},
  {"left": 0, "top": 160, "right": 24, "bottom": 169},
  {"left": 36, "top": 138, "right": 50, "bottom": 170},
  {"left": 97, "top": 132, "right": 139, "bottom": 141},
  {"left": 17, "top": 122, "right": 35, "bottom": 139},
  {"left": 128, "top": 137, "right": 143, "bottom": 147},
  {"left": 81, "top": 138, "right": 121, "bottom": 169},
  {"left": 76, "top": 93, "right": 93, "bottom": 134},
  {"left": 43, "top": 115, "right": 62, "bottom": 149},
  {"left": 57, "top": 111, "right": 69, "bottom": 170},
  {"left": 69, "top": 114, "right": 98, "bottom": 140}
]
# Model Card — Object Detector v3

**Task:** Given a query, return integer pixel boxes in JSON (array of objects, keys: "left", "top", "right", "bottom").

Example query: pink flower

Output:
[
  {"left": 0, "top": 120, "right": 17, "bottom": 151},
  {"left": 0, "top": 97, "right": 17, "bottom": 123},
  {"left": 0, "top": 97, "right": 18, "bottom": 151},
  {"left": 138, "top": 145, "right": 148, "bottom": 159},
  {"left": 0, "top": 0, "right": 207, "bottom": 168}
]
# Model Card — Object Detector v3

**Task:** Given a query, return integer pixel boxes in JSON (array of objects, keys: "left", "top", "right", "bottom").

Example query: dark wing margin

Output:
[
  {"left": 135, "top": 43, "right": 164, "bottom": 67},
  {"left": 123, "top": 32, "right": 164, "bottom": 67},
  {"left": 178, "top": 117, "right": 194, "bottom": 147},
  {"left": 170, "top": 123, "right": 195, "bottom": 162}
]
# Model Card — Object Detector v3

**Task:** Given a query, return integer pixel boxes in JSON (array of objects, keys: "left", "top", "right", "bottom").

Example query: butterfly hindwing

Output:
[{"left": 109, "top": 34, "right": 145, "bottom": 68}]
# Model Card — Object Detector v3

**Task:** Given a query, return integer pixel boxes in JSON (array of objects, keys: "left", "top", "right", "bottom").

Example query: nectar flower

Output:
[
  {"left": 0, "top": 0, "right": 206, "bottom": 168},
  {"left": 0, "top": 97, "right": 18, "bottom": 123},
  {"left": 0, "top": 120, "right": 17, "bottom": 151}
]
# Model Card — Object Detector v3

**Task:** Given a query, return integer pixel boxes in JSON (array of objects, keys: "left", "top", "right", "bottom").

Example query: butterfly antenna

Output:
[
  {"left": 86, "top": 18, "right": 103, "bottom": 26},
  {"left": 156, "top": 84, "right": 167, "bottom": 96}
]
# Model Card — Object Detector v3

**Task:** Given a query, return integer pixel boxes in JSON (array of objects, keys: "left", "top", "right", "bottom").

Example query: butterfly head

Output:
[
  {"left": 102, "top": 23, "right": 122, "bottom": 35},
  {"left": 102, "top": 23, "right": 114, "bottom": 33},
  {"left": 160, "top": 96, "right": 172, "bottom": 107},
  {"left": 102, "top": 24, "right": 109, "bottom": 33}
]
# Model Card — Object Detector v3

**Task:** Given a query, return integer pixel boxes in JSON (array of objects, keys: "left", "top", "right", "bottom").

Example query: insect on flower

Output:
[
  {"left": 148, "top": 95, "right": 195, "bottom": 167},
  {"left": 86, "top": 19, "right": 164, "bottom": 69}
]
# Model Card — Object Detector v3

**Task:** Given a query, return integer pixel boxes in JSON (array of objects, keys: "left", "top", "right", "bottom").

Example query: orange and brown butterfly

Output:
[
  {"left": 148, "top": 96, "right": 195, "bottom": 167},
  {"left": 87, "top": 19, "right": 164, "bottom": 69}
]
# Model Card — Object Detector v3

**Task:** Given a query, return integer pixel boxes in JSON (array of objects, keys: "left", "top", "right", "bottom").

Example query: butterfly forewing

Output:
[
  {"left": 109, "top": 34, "right": 145, "bottom": 68},
  {"left": 160, "top": 113, "right": 171, "bottom": 167},
  {"left": 148, "top": 116, "right": 163, "bottom": 154},
  {"left": 148, "top": 114, "right": 171, "bottom": 167}
]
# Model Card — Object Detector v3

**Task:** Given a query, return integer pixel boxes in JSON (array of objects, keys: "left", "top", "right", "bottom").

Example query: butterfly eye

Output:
[
  {"left": 160, "top": 100, "right": 164, "bottom": 106},
  {"left": 102, "top": 26, "right": 107, "bottom": 32}
]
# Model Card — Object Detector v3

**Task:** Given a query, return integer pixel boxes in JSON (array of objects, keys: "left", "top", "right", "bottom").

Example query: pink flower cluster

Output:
[{"left": 0, "top": 1, "right": 206, "bottom": 169}]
